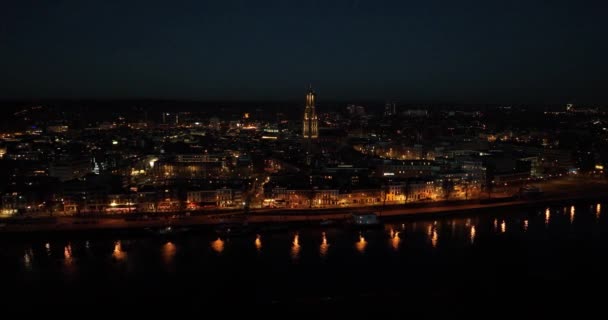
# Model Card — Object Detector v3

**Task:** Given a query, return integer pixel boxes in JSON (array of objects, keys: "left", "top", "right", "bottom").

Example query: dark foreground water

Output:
[{"left": 2, "top": 202, "right": 608, "bottom": 316}]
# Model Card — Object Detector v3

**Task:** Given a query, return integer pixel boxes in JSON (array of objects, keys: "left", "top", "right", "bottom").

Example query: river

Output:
[{"left": 1, "top": 201, "right": 607, "bottom": 316}]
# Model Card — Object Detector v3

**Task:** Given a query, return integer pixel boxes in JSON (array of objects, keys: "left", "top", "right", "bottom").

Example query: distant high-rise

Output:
[
  {"left": 384, "top": 102, "right": 397, "bottom": 116},
  {"left": 302, "top": 86, "right": 319, "bottom": 139},
  {"left": 347, "top": 104, "right": 366, "bottom": 116}
]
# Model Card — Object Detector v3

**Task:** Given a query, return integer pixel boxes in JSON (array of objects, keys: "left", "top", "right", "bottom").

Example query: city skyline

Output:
[{"left": 3, "top": 1, "right": 608, "bottom": 314}]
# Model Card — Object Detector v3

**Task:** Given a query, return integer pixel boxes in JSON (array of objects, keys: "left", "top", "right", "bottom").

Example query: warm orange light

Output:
[
  {"left": 431, "top": 229, "right": 438, "bottom": 248},
  {"left": 162, "top": 241, "right": 176, "bottom": 263},
  {"left": 545, "top": 208, "right": 551, "bottom": 225},
  {"left": 255, "top": 234, "right": 262, "bottom": 251},
  {"left": 211, "top": 238, "right": 224, "bottom": 253},
  {"left": 391, "top": 230, "right": 400, "bottom": 250},
  {"left": 500, "top": 220, "right": 506, "bottom": 233},
  {"left": 570, "top": 206, "right": 575, "bottom": 224},
  {"left": 320, "top": 232, "right": 329, "bottom": 257},
  {"left": 470, "top": 225, "right": 476, "bottom": 244},
  {"left": 523, "top": 219, "right": 528, "bottom": 232},
  {"left": 356, "top": 233, "right": 367, "bottom": 253},
  {"left": 291, "top": 233, "right": 301, "bottom": 259},
  {"left": 597, "top": 203, "right": 601, "bottom": 219},
  {"left": 113, "top": 241, "right": 126, "bottom": 261}
]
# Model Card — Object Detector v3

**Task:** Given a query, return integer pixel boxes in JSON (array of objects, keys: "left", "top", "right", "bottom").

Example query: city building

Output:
[
  {"left": 49, "top": 157, "right": 92, "bottom": 182},
  {"left": 302, "top": 86, "right": 319, "bottom": 139},
  {"left": 384, "top": 102, "right": 397, "bottom": 116}
]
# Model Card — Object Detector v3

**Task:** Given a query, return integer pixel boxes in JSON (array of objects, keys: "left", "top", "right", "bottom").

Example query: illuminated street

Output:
[{"left": 1, "top": 0, "right": 607, "bottom": 315}]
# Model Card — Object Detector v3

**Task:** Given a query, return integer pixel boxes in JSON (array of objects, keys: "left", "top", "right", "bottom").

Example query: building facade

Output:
[{"left": 302, "top": 86, "right": 319, "bottom": 139}]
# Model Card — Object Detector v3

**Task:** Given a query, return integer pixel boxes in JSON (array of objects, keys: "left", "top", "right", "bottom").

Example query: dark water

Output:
[{"left": 2, "top": 202, "right": 608, "bottom": 316}]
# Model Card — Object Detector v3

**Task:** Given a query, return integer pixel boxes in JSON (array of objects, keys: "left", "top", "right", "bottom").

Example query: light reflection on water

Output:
[
  {"left": 320, "top": 232, "right": 329, "bottom": 257},
  {"left": 570, "top": 206, "right": 576, "bottom": 224},
  {"left": 356, "top": 233, "right": 367, "bottom": 253},
  {"left": 470, "top": 226, "right": 476, "bottom": 244},
  {"left": 64, "top": 243, "right": 73, "bottom": 267},
  {"left": 3, "top": 202, "right": 608, "bottom": 312},
  {"left": 431, "top": 228, "right": 438, "bottom": 248},
  {"left": 11, "top": 202, "right": 608, "bottom": 277},
  {"left": 162, "top": 241, "right": 176, "bottom": 263},
  {"left": 112, "top": 241, "right": 127, "bottom": 261},
  {"left": 211, "top": 238, "right": 224, "bottom": 254},
  {"left": 391, "top": 229, "right": 400, "bottom": 251},
  {"left": 24, "top": 249, "right": 32, "bottom": 269},
  {"left": 291, "top": 233, "right": 300, "bottom": 259},
  {"left": 255, "top": 234, "right": 262, "bottom": 251}
]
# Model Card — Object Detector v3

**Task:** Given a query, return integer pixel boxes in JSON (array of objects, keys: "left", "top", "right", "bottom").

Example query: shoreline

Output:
[{"left": 0, "top": 191, "right": 606, "bottom": 237}]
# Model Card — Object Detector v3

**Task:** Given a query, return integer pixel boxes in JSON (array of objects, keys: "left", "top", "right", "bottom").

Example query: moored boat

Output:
[{"left": 349, "top": 212, "right": 382, "bottom": 228}]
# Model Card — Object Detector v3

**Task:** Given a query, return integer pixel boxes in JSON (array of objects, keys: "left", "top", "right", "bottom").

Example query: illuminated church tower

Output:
[{"left": 302, "top": 85, "right": 319, "bottom": 139}]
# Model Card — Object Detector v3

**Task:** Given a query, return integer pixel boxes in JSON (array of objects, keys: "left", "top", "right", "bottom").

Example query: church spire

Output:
[
  {"left": 306, "top": 85, "right": 315, "bottom": 108},
  {"left": 303, "top": 86, "right": 318, "bottom": 139}
]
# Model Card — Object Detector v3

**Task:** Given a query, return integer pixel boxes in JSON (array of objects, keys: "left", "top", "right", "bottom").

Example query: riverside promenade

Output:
[{"left": 1, "top": 176, "right": 607, "bottom": 234}]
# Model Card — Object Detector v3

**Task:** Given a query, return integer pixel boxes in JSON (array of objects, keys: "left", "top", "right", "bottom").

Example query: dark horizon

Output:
[
  {"left": 0, "top": 97, "right": 592, "bottom": 110},
  {"left": 2, "top": 0, "right": 608, "bottom": 104}
]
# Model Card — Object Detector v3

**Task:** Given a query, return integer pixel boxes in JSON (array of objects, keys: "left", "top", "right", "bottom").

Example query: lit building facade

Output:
[{"left": 302, "top": 86, "right": 319, "bottom": 139}]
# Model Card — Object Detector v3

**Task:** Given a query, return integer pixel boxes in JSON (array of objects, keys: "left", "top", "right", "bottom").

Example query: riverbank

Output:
[{"left": 1, "top": 186, "right": 606, "bottom": 236}]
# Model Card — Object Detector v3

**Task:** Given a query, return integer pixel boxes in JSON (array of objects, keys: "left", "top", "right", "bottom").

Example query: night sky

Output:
[{"left": 1, "top": 0, "right": 607, "bottom": 104}]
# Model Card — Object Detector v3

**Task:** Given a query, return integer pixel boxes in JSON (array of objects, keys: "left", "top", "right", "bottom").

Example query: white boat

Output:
[{"left": 349, "top": 212, "right": 382, "bottom": 227}]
